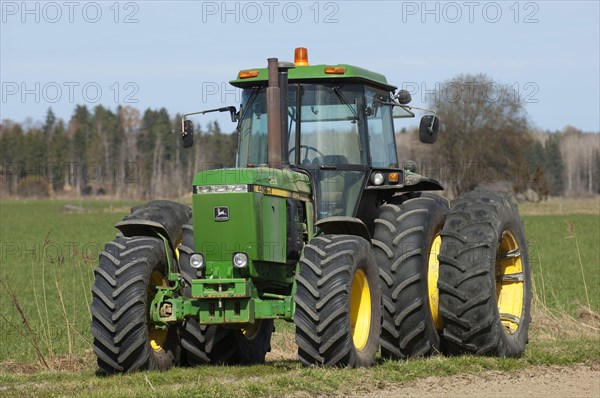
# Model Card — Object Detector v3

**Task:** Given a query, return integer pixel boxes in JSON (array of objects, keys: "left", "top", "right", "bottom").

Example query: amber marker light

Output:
[
  {"left": 324, "top": 66, "right": 346, "bottom": 74},
  {"left": 239, "top": 70, "right": 259, "bottom": 79},
  {"left": 389, "top": 172, "right": 400, "bottom": 184},
  {"left": 294, "top": 47, "right": 309, "bottom": 66}
]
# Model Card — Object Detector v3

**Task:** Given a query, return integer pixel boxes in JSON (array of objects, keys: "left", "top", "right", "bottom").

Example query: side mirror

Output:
[
  {"left": 227, "top": 106, "right": 239, "bottom": 123},
  {"left": 182, "top": 120, "right": 194, "bottom": 148},
  {"left": 419, "top": 115, "right": 440, "bottom": 144},
  {"left": 395, "top": 90, "right": 412, "bottom": 105}
]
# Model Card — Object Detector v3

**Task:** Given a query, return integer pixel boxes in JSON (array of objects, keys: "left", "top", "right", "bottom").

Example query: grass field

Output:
[{"left": 0, "top": 197, "right": 598, "bottom": 396}]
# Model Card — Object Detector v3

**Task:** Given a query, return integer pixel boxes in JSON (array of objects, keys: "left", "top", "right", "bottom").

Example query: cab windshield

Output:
[{"left": 236, "top": 84, "right": 368, "bottom": 167}]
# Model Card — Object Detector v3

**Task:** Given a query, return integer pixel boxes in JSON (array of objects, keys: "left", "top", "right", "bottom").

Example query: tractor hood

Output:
[
  {"left": 190, "top": 167, "right": 311, "bottom": 266},
  {"left": 192, "top": 167, "right": 311, "bottom": 198}
]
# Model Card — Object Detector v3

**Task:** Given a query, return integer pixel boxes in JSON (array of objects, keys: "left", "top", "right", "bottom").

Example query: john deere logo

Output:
[{"left": 214, "top": 206, "right": 229, "bottom": 221}]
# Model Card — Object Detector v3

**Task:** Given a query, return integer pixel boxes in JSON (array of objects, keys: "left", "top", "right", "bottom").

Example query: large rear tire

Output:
[
  {"left": 374, "top": 193, "right": 448, "bottom": 359},
  {"left": 90, "top": 236, "right": 180, "bottom": 374},
  {"left": 179, "top": 222, "right": 273, "bottom": 365},
  {"left": 294, "top": 235, "right": 382, "bottom": 367},
  {"left": 438, "top": 190, "right": 532, "bottom": 357}
]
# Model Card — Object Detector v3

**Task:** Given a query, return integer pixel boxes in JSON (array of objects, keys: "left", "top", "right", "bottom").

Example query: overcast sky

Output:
[{"left": 1, "top": 0, "right": 599, "bottom": 132}]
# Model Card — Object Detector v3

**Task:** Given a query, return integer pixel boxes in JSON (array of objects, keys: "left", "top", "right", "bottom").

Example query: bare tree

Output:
[
  {"left": 560, "top": 126, "right": 600, "bottom": 196},
  {"left": 117, "top": 106, "right": 141, "bottom": 198},
  {"left": 429, "top": 74, "right": 532, "bottom": 197}
]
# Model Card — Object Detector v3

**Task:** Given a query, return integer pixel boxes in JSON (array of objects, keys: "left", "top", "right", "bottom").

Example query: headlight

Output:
[
  {"left": 232, "top": 252, "right": 248, "bottom": 268},
  {"left": 190, "top": 253, "right": 205, "bottom": 269},
  {"left": 370, "top": 172, "right": 385, "bottom": 186},
  {"left": 194, "top": 185, "right": 249, "bottom": 194}
]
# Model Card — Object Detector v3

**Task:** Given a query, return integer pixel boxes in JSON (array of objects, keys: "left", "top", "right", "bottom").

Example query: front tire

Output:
[
  {"left": 90, "top": 236, "right": 179, "bottom": 374},
  {"left": 438, "top": 190, "right": 532, "bottom": 357},
  {"left": 294, "top": 235, "right": 382, "bottom": 367}
]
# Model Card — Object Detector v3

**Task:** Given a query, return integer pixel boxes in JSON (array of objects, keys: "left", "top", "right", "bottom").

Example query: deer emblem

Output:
[{"left": 214, "top": 207, "right": 229, "bottom": 221}]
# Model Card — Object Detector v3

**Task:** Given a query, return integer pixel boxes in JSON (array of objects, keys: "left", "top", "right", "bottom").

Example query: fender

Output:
[
  {"left": 400, "top": 175, "right": 444, "bottom": 192},
  {"left": 315, "top": 216, "right": 371, "bottom": 242},
  {"left": 115, "top": 200, "right": 191, "bottom": 250}
]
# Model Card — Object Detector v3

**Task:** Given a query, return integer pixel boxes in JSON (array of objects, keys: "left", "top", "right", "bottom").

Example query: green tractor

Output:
[{"left": 90, "top": 48, "right": 532, "bottom": 373}]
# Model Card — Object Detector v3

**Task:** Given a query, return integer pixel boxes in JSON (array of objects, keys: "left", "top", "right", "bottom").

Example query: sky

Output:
[{"left": 1, "top": 0, "right": 599, "bottom": 133}]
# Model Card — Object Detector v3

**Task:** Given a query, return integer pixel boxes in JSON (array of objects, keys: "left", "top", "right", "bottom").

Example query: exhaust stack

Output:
[
  {"left": 266, "top": 57, "right": 294, "bottom": 168},
  {"left": 267, "top": 58, "right": 282, "bottom": 168}
]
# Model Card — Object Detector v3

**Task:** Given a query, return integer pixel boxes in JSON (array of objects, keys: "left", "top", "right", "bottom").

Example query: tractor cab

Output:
[{"left": 228, "top": 48, "right": 439, "bottom": 224}]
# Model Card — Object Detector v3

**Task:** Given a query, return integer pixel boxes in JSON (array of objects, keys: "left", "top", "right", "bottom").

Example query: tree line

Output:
[
  {"left": 397, "top": 73, "right": 599, "bottom": 199},
  {"left": 398, "top": 125, "right": 599, "bottom": 199},
  {"left": 1, "top": 84, "right": 598, "bottom": 200},
  {"left": 0, "top": 106, "right": 237, "bottom": 199}
]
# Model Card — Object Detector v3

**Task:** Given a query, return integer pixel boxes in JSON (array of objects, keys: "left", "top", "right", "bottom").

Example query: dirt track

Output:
[{"left": 356, "top": 364, "right": 600, "bottom": 398}]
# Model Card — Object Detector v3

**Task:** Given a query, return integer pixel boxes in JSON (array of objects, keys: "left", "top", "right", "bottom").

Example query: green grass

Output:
[
  {"left": 0, "top": 198, "right": 598, "bottom": 396},
  {"left": 0, "top": 199, "right": 140, "bottom": 363},
  {"left": 524, "top": 214, "right": 600, "bottom": 314},
  {"left": 0, "top": 338, "right": 597, "bottom": 398}
]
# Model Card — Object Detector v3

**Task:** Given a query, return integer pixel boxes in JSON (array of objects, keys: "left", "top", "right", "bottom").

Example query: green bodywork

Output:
[
  {"left": 148, "top": 59, "right": 441, "bottom": 331},
  {"left": 150, "top": 168, "right": 314, "bottom": 325},
  {"left": 230, "top": 64, "right": 396, "bottom": 91},
  {"left": 193, "top": 167, "right": 311, "bottom": 195}
]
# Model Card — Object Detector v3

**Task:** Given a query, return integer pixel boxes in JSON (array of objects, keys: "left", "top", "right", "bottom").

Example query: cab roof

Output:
[{"left": 230, "top": 64, "right": 396, "bottom": 92}]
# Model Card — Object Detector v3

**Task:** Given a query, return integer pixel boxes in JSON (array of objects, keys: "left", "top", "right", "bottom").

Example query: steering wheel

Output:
[{"left": 288, "top": 145, "right": 325, "bottom": 164}]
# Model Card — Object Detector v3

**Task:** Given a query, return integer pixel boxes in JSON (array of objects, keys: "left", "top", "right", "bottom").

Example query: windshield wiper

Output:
[
  {"left": 332, "top": 87, "right": 359, "bottom": 122},
  {"left": 237, "top": 87, "right": 261, "bottom": 131}
]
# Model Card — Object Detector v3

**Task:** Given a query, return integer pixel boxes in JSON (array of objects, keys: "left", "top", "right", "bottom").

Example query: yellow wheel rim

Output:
[
  {"left": 174, "top": 237, "right": 182, "bottom": 262},
  {"left": 427, "top": 234, "right": 443, "bottom": 331},
  {"left": 242, "top": 321, "right": 260, "bottom": 340},
  {"left": 149, "top": 326, "right": 168, "bottom": 351},
  {"left": 350, "top": 269, "right": 371, "bottom": 351},
  {"left": 148, "top": 271, "right": 168, "bottom": 352},
  {"left": 496, "top": 230, "right": 524, "bottom": 334}
]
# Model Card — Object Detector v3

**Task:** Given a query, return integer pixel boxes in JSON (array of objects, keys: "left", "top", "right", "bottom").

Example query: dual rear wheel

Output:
[
  {"left": 373, "top": 191, "right": 531, "bottom": 360},
  {"left": 373, "top": 193, "right": 449, "bottom": 359},
  {"left": 438, "top": 190, "right": 531, "bottom": 356}
]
